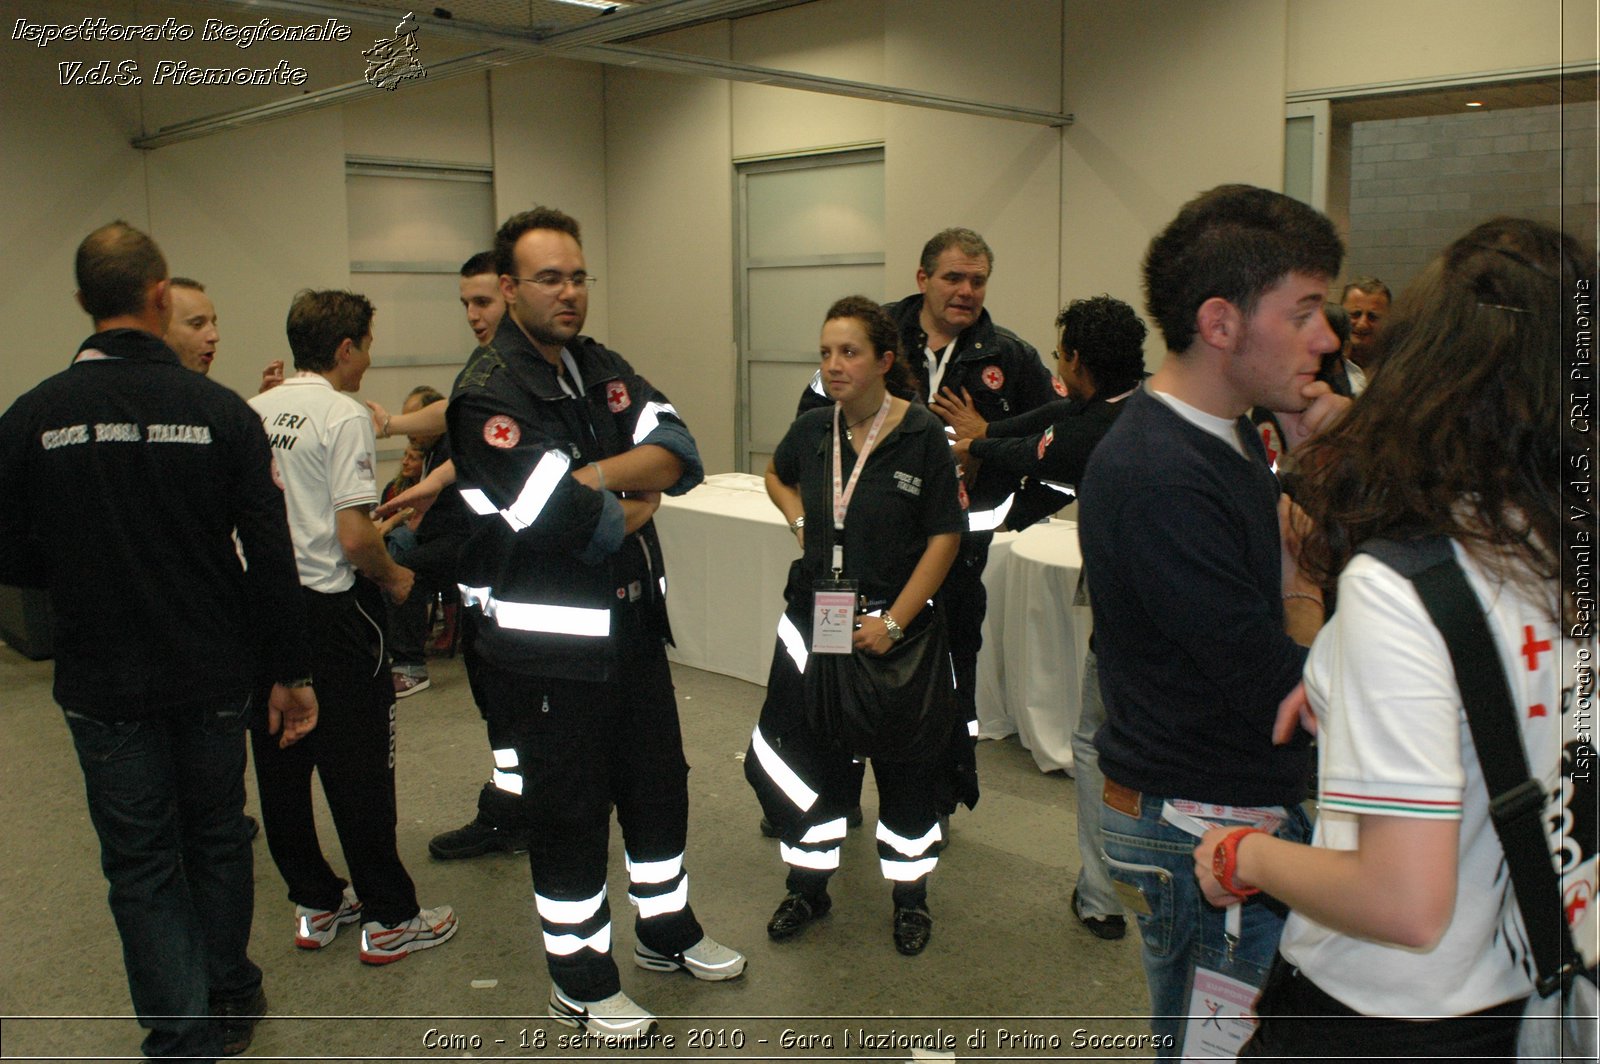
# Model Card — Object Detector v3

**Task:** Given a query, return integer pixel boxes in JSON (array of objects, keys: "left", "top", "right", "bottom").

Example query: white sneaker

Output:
[
  {"left": 634, "top": 935, "right": 746, "bottom": 981},
  {"left": 295, "top": 886, "right": 362, "bottom": 949},
  {"left": 547, "top": 984, "right": 657, "bottom": 1037},
  {"left": 358, "top": 905, "right": 458, "bottom": 965}
]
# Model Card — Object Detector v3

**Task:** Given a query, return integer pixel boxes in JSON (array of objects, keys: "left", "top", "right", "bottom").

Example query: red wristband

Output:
[{"left": 1213, "top": 827, "right": 1266, "bottom": 898}]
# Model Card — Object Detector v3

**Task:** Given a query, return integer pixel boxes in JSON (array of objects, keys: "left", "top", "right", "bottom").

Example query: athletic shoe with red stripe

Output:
[
  {"left": 358, "top": 905, "right": 458, "bottom": 964},
  {"left": 294, "top": 887, "right": 362, "bottom": 949}
]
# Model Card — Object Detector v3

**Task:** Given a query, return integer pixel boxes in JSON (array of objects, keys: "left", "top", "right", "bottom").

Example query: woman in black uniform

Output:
[{"left": 744, "top": 296, "right": 964, "bottom": 956}]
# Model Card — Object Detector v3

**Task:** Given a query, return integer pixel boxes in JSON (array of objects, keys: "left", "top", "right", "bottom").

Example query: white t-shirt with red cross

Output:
[{"left": 1279, "top": 541, "right": 1595, "bottom": 1017}]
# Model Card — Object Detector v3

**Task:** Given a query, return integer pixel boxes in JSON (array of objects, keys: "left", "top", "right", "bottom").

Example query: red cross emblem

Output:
[
  {"left": 981, "top": 365, "right": 1004, "bottom": 390},
  {"left": 1037, "top": 426, "right": 1054, "bottom": 461},
  {"left": 1521, "top": 626, "right": 1551, "bottom": 671},
  {"left": 483, "top": 415, "right": 520, "bottom": 449},
  {"left": 1529, "top": 703, "right": 1548, "bottom": 718},
  {"left": 1566, "top": 882, "right": 1592, "bottom": 928},
  {"left": 606, "top": 381, "right": 631, "bottom": 413},
  {"left": 957, "top": 481, "right": 969, "bottom": 510}
]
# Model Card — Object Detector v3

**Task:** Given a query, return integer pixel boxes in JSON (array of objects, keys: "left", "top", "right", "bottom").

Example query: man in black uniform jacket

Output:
[
  {"left": 448, "top": 207, "right": 744, "bottom": 1037},
  {"left": 0, "top": 222, "right": 317, "bottom": 1061},
  {"left": 797, "top": 228, "right": 1055, "bottom": 815}
]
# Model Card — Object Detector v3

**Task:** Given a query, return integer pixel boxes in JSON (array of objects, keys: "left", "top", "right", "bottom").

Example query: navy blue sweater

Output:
[{"left": 1079, "top": 388, "right": 1311, "bottom": 806}]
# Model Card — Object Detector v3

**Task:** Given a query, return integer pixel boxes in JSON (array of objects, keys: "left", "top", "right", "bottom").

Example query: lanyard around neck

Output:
[
  {"left": 924, "top": 338, "right": 957, "bottom": 397},
  {"left": 831, "top": 395, "right": 892, "bottom": 533}
]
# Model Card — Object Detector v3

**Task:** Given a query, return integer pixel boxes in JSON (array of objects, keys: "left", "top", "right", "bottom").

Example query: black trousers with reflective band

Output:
[
  {"left": 1242, "top": 952, "right": 1524, "bottom": 1062},
  {"left": 478, "top": 608, "right": 702, "bottom": 1002}
]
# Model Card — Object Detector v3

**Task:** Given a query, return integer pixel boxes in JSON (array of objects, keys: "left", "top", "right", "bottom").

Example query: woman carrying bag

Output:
[
  {"left": 1192, "top": 218, "right": 1597, "bottom": 1060},
  {"left": 744, "top": 296, "right": 963, "bottom": 956}
]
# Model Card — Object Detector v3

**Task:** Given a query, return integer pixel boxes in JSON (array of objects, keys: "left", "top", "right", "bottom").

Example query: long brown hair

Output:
[{"left": 1296, "top": 217, "right": 1593, "bottom": 618}]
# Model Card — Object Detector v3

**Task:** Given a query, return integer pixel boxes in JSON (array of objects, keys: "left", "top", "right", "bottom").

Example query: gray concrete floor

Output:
[{"left": 0, "top": 647, "right": 1151, "bottom": 1062}]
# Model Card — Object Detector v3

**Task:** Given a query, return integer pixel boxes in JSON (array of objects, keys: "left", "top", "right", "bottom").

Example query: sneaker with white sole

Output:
[
  {"left": 547, "top": 984, "right": 657, "bottom": 1037},
  {"left": 295, "top": 886, "right": 362, "bottom": 949},
  {"left": 358, "top": 905, "right": 458, "bottom": 965},
  {"left": 634, "top": 936, "right": 746, "bottom": 981},
  {"left": 392, "top": 672, "right": 431, "bottom": 699}
]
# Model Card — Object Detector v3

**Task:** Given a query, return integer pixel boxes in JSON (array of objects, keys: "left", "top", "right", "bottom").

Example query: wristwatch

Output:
[
  {"left": 881, "top": 613, "right": 904, "bottom": 642},
  {"left": 1212, "top": 827, "right": 1264, "bottom": 898},
  {"left": 788, "top": 514, "right": 805, "bottom": 535}
]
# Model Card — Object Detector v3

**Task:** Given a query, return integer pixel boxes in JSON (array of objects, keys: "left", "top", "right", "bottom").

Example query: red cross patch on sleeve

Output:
[
  {"left": 981, "top": 365, "right": 1005, "bottom": 390},
  {"left": 606, "top": 381, "right": 631, "bottom": 413},
  {"left": 484, "top": 415, "right": 520, "bottom": 449}
]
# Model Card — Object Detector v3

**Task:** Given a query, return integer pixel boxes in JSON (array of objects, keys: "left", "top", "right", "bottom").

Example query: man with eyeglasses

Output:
[{"left": 447, "top": 207, "right": 744, "bottom": 1037}]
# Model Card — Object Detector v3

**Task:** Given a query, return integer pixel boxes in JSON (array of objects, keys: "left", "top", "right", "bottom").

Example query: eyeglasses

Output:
[{"left": 511, "top": 272, "right": 597, "bottom": 294}]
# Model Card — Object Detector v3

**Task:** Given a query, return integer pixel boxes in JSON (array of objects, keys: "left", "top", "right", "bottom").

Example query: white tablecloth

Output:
[
  {"left": 656, "top": 477, "right": 1087, "bottom": 775},
  {"left": 656, "top": 473, "right": 797, "bottom": 686},
  {"left": 975, "top": 520, "right": 1089, "bottom": 774}
]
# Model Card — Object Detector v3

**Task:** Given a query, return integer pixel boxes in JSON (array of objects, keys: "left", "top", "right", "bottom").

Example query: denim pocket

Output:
[
  {"left": 63, "top": 710, "right": 143, "bottom": 763},
  {"left": 1103, "top": 848, "right": 1175, "bottom": 957}
]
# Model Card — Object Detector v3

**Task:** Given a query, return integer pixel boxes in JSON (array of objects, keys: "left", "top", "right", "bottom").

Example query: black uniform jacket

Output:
[
  {"left": 0, "top": 329, "right": 310, "bottom": 719},
  {"left": 447, "top": 320, "right": 702, "bottom": 682}
]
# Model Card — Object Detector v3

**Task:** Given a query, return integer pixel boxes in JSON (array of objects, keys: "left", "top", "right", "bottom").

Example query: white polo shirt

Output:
[{"left": 248, "top": 375, "right": 379, "bottom": 594}]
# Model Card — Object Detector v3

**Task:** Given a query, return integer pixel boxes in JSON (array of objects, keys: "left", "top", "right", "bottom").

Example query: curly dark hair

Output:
[
  {"left": 823, "top": 295, "right": 918, "bottom": 401},
  {"left": 1056, "top": 295, "right": 1147, "bottom": 395},
  {"left": 1295, "top": 217, "right": 1594, "bottom": 620},
  {"left": 494, "top": 207, "right": 582, "bottom": 277}
]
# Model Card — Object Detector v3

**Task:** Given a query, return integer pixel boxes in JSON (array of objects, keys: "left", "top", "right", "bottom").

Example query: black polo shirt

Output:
[{"left": 773, "top": 403, "right": 965, "bottom": 607}]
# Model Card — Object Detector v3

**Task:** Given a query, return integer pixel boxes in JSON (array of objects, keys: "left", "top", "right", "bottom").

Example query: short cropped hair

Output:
[
  {"left": 1057, "top": 295, "right": 1147, "bottom": 395},
  {"left": 460, "top": 251, "right": 496, "bottom": 278},
  {"left": 286, "top": 289, "right": 374, "bottom": 372},
  {"left": 494, "top": 208, "right": 583, "bottom": 277},
  {"left": 169, "top": 277, "right": 205, "bottom": 292},
  {"left": 1341, "top": 276, "right": 1392, "bottom": 303},
  {"left": 1143, "top": 184, "right": 1343, "bottom": 353},
  {"left": 919, "top": 227, "right": 994, "bottom": 276},
  {"left": 75, "top": 221, "right": 167, "bottom": 321}
]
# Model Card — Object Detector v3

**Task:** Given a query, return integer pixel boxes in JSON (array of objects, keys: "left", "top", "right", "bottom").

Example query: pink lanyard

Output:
[{"left": 830, "top": 396, "right": 892, "bottom": 573}]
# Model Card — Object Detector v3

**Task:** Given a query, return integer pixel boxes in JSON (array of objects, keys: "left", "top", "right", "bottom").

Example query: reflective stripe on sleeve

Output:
[
  {"left": 630, "top": 401, "right": 679, "bottom": 445},
  {"left": 492, "top": 748, "right": 519, "bottom": 769},
  {"left": 503, "top": 451, "right": 571, "bottom": 531},
  {"left": 965, "top": 493, "right": 1014, "bottom": 532},
  {"left": 491, "top": 768, "right": 523, "bottom": 795},
  {"left": 459, "top": 488, "right": 498, "bottom": 516},
  {"left": 967, "top": 718, "right": 979, "bottom": 737}
]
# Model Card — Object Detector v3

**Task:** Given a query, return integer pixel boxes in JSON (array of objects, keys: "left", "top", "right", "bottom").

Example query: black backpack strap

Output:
[{"left": 1359, "top": 536, "right": 1576, "bottom": 995}]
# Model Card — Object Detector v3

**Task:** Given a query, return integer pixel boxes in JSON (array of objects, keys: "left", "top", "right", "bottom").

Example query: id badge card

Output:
[{"left": 811, "top": 578, "right": 858, "bottom": 655}]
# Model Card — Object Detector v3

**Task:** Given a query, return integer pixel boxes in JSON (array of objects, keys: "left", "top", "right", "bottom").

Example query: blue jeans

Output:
[
  {"left": 65, "top": 695, "right": 260, "bottom": 1061},
  {"left": 1070, "top": 650, "right": 1119, "bottom": 919},
  {"left": 1100, "top": 787, "right": 1310, "bottom": 1058}
]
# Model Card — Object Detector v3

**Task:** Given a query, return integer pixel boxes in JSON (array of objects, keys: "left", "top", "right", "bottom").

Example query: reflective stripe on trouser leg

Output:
[
  {"left": 491, "top": 746, "right": 522, "bottom": 796},
  {"left": 780, "top": 817, "right": 846, "bottom": 871},
  {"left": 626, "top": 852, "right": 688, "bottom": 919},
  {"left": 535, "top": 886, "right": 611, "bottom": 957},
  {"left": 877, "top": 819, "right": 941, "bottom": 881}
]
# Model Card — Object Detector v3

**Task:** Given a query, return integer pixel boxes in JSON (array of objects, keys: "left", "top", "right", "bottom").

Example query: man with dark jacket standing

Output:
[
  {"left": 0, "top": 221, "right": 317, "bottom": 1061},
  {"left": 449, "top": 207, "right": 743, "bottom": 1038},
  {"left": 798, "top": 229, "right": 1056, "bottom": 815}
]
